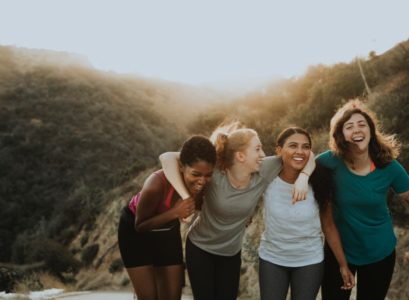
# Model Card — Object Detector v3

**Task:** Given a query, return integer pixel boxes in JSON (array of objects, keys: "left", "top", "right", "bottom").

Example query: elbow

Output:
[
  {"left": 159, "top": 152, "right": 172, "bottom": 162},
  {"left": 134, "top": 221, "right": 147, "bottom": 233},
  {"left": 159, "top": 152, "right": 167, "bottom": 163}
]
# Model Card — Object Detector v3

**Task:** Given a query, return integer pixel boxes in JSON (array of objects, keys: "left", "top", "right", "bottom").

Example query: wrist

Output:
[
  {"left": 300, "top": 171, "right": 310, "bottom": 177},
  {"left": 182, "top": 194, "right": 191, "bottom": 200}
]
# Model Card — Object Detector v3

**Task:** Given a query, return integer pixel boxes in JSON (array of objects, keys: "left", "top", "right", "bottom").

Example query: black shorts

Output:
[{"left": 117, "top": 206, "right": 183, "bottom": 268}]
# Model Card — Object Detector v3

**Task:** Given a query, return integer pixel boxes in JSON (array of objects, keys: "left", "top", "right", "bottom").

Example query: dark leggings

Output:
[
  {"left": 186, "top": 237, "right": 241, "bottom": 300},
  {"left": 322, "top": 244, "right": 396, "bottom": 300},
  {"left": 259, "top": 257, "right": 323, "bottom": 300}
]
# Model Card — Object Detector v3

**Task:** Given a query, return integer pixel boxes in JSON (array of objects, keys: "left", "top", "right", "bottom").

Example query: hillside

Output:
[
  {"left": 1, "top": 38, "right": 409, "bottom": 299},
  {"left": 0, "top": 45, "right": 233, "bottom": 274}
]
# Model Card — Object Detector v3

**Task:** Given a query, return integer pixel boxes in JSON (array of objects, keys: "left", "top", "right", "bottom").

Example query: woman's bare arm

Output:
[
  {"left": 134, "top": 173, "right": 195, "bottom": 232},
  {"left": 320, "top": 202, "right": 355, "bottom": 290},
  {"left": 292, "top": 151, "right": 316, "bottom": 202},
  {"left": 159, "top": 152, "right": 190, "bottom": 200}
]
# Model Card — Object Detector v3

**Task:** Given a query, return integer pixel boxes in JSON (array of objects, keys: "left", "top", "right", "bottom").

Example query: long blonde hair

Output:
[{"left": 210, "top": 121, "right": 258, "bottom": 171}]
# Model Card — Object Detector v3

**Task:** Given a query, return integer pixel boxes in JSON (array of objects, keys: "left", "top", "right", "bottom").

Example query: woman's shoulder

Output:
[
  {"left": 383, "top": 159, "right": 408, "bottom": 173},
  {"left": 142, "top": 170, "right": 167, "bottom": 192},
  {"left": 316, "top": 150, "right": 341, "bottom": 168}
]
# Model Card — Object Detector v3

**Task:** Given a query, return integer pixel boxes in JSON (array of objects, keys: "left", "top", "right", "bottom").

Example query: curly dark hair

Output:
[
  {"left": 309, "top": 162, "right": 334, "bottom": 213},
  {"left": 180, "top": 135, "right": 217, "bottom": 167}
]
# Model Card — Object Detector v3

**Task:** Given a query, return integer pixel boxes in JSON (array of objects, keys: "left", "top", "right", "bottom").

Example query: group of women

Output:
[{"left": 118, "top": 99, "right": 409, "bottom": 300}]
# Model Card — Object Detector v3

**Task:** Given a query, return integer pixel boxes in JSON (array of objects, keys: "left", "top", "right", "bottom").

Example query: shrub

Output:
[{"left": 81, "top": 244, "right": 99, "bottom": 266}]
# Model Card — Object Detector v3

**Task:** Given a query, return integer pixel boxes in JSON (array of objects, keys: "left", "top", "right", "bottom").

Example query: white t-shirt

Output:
[{"left": 258, "top": 176, "right": 323, "bottom": 267}]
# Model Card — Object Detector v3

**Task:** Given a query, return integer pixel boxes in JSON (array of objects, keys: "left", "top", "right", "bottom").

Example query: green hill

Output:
[{"left": 0, "top": 46, "right": 189, "bottom": 263}]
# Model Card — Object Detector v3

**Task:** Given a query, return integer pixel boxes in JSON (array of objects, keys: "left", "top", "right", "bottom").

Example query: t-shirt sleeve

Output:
[
  {"left": 390, "top": 160, "right": 409, "bottom": 193},
  {"left": 260, "top": 155, "right": 282, "bottom": 182},
  {"left": 316, "top": 150, "right": 338, "bottom": 170}
]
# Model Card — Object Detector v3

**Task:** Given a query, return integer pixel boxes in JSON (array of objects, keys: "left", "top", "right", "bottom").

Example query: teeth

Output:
[
  {"left": 352, "top": 137, "right": 364, "bottom": 142},
  {"left": 293, "top": 157, "right": 303, "bottom": 161}
]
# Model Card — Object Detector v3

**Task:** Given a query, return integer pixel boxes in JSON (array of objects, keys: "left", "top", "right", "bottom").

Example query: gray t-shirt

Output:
[{"left": 188, "top": 156, "right": 282, "bottom": 256}]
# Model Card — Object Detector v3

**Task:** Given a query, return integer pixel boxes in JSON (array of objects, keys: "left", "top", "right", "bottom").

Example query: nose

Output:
[
  {"left": 197, "top": 176, "right": 206, "bottom": 185},
  {"left": 352, "top": 125, "right": 361, "bottom": 133},
  {"left": 260, "top": 149, "right": 266, "bottom": 158},
  {"left": 295, "top": 146, "right": 303, "bottom": 154}
]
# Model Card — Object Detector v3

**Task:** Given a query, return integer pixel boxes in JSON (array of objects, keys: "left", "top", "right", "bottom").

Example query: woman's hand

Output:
[
  {"left": 292, "top": 172, "right": 309, "bottom": 203},
  {"left": 339, "top": 266, "right": 355, "bottom": 290},
  {"left": 173, "top": 198, "right": 196, "bottom": 219}
]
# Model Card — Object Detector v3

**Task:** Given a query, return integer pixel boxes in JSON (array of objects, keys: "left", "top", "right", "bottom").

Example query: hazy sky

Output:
[{"left": 1, "top": 0, "right": 408, "bottom": 85}]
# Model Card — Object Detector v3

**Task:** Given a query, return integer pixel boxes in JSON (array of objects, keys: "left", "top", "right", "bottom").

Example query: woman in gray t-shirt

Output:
[{"left": 160, "top": 122, "right": 314, "bottom": 300}]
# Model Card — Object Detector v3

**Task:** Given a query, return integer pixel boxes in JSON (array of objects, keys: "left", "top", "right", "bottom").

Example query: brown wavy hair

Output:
[{"left": 329, "top": 99, "right": 400, "bottom": 168}]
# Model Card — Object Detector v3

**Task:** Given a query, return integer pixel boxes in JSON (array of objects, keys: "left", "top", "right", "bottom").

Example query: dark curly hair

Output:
[{"left": 180, "top": 135, "right": 217, "bottom": 167}]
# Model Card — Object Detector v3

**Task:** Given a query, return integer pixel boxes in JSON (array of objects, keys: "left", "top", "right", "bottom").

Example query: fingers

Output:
[
  {"left": 291, "top": 188, "right": 307, "bottom": 204},
  {"left": 175, "top": 198, "right": 196, "bottom": 219},
  {"left": 181, "top": 214, "right": 194, "bottom": 223},
  {"left": 340, "top": 269, "right": 355, "bottom": 290},
  {"left": 180, "top": 199, "right": 196, "bottom": 218}
]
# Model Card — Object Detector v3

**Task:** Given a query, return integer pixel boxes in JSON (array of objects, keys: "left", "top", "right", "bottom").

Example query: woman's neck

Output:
[
  {"left": 279, "top": 167, "right": 299, "bottom": 184},
  {"left": 226, "top": 165, "right": 251, "bottom": 189},
  {"left": 347, "top": 151, "right": 372, "bottom": 174}
]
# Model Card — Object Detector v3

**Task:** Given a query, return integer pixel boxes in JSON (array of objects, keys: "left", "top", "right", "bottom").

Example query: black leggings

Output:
[
  {"left": 186, "top": 238, "right": 241, "bottom": 300},
  {"left": 321, "top": 244, "right": 396, "bottom": 300}
]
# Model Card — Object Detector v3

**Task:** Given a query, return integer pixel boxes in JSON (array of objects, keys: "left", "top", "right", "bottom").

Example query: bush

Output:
[
  {"left": 109, "top": 258, "right": 124, "bottom": 274},
  {"left": 81, "top": 244, "right": 99, "bottom": 266},
  {"left": 11, "top": 236, "right": 81, "bottom": 277}
]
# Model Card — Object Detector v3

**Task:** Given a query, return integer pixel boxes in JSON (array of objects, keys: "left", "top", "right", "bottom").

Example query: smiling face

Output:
[
  {"left": 342, "top": 113, "right": 371, "bottom": 153},
  {"left": 277, "top": 133, "right": 311, "bottom": 172},
  {"left": 180, "top": 160, "right": 214, "bottom": 196},
  {"left": 242, "top": 135, "right": 266, "bottom": 172}
]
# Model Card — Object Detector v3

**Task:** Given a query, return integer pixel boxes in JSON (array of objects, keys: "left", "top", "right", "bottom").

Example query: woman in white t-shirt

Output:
[{"left": 258, "top": 127, "right": 355, "bottom": 300}]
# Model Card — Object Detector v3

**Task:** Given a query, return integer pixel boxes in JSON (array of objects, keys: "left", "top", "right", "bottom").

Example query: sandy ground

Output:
[{"left": 57, "top": 291, "right": 194, "bottom": 300}]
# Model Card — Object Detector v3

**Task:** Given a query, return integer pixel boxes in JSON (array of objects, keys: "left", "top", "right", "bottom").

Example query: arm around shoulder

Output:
[{"left": 159, "top": 152, "right": 190, "bottom": 200}]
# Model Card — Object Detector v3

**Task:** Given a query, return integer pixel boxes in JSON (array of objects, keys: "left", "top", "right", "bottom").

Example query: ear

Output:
[
  {"left": 178, "top": 161, "right": 184, "bottom": 172},
  {"left": 275, "top": 146, "right": 282, "bottom": 156},
  {"left": 235, "top": 151, "right": 246, "bottom": 162}
]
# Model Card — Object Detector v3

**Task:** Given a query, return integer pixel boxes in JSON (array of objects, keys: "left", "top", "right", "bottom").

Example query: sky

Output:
[{"left": 1, "top": 0, "right": 408, "bottom": 85}]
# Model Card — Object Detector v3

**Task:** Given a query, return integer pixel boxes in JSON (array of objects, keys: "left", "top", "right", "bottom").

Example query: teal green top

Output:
[{"left": 317, "top": 150, "right": 409, "bottom": 265}]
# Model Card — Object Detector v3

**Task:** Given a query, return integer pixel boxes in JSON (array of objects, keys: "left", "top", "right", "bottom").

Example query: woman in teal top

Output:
[{"left": 318, "top": 100, "right": 409, "bottom": 300}]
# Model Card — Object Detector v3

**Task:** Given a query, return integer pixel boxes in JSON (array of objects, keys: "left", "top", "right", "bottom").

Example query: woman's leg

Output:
[
  {"left": 259, "top": 257, "right": 290, "bottom": 300},
  {"left": 356, "top": 250, "right": 395, "bottom": 300},
  {"left": 126, "top": 266, "right": 157, "bottom": 300},
  {"left": 155, "top": 264, "right": 184, "bottom": 300},
  {"left": 290, "top": 261, "right": 324, "bottom": 300},
  {"left": 321, "top": 244, "right": 356, "bottom": 300},
  {"left": 186, "top": 238, "right": 216, "bottom": 300},
  {"left": 118, "top": 208, "right": 157, "bottom": 299},
  {"left": 214, "top": 250, "right": 241, "bottom": 300}
]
